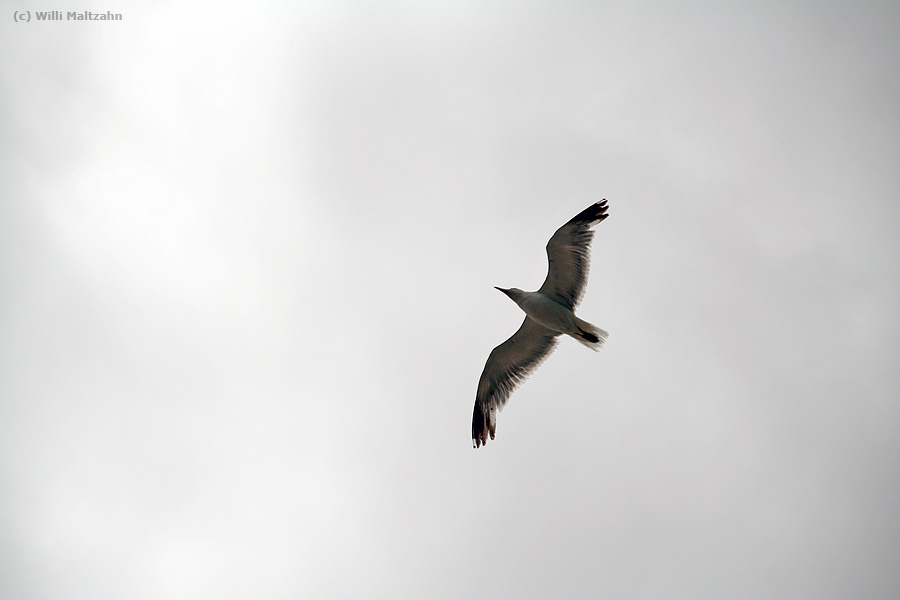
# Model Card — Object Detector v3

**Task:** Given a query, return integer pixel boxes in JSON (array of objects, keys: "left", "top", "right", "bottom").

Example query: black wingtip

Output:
[
  {"left": 472, "top": 402, "right": 487, "bottom": 449},
  {"left": 570, "top": 199, "right": 609, "bottom": 226},
  {"left": 472, "top": 399, "right": 497, "bottom": 448}
]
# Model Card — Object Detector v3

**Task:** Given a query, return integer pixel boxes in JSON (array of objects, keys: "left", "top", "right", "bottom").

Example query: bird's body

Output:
[
  {"left": 472, "top": 200, "right": 610, "bottom": 448},
  {"left": 496, "top": 287, "right": 606, "bottom": 349}
]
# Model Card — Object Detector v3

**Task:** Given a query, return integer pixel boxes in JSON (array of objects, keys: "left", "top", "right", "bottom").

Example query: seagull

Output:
[{"left": 472, "top": 200, "right": 610, "bottom": 448}]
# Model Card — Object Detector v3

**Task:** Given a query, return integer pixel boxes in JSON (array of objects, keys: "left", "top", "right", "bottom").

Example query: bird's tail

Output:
[{"left": 572, "top": 317, "right": 608, "bottom": 352}]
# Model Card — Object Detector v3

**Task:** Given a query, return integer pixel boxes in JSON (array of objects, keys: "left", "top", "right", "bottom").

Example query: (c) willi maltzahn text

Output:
[{"left": 34, "top": 11, "right": 122, "bottom": 21}]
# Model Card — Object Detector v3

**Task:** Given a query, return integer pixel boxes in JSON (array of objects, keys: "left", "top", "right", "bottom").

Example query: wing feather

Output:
[
  {"left": 472, "top": 317, "right": 559, "bottom": 448},
  {"left": 538, "top": 199, "right": 609, "bottom": 309}
]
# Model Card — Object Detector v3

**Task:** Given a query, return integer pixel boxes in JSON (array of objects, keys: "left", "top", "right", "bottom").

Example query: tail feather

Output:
[{"left": 572, "top": 318, "right": 608, "bottom": 351}]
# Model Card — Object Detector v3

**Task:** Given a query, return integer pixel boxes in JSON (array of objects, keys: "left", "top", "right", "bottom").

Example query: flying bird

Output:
[{"left": 472, "top": 200, "right": 610, "bottom": 448}]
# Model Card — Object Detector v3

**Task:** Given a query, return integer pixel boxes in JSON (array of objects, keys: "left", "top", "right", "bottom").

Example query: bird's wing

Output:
[
  {"left": 472, "top": 317, "right": 559, "bottom": 448},
  {"left": 538, "top": 200, "right": 609, "bottom": 310}
]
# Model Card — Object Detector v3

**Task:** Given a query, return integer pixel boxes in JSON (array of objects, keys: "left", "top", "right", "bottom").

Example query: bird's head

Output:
[{"left": 494, "top": 287, "right": 524, "bottom": 301}]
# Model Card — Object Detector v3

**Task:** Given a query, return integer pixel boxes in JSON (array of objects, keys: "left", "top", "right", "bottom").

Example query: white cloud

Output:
[{"left": 2, "top": 1, "right": 898, "bottom": 598}]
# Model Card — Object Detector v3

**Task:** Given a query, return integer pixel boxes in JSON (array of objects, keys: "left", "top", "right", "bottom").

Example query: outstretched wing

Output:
[
  {"left": 472, "top": 317, "right": 559, "bottom": 448},
  {"left": 538, "top": 200, "right": 609, "bottom": 310}
]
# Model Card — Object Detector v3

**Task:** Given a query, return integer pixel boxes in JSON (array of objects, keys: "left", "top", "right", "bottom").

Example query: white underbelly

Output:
[{"left": 522, "top": 296, "right": 576, "bottom": 334}]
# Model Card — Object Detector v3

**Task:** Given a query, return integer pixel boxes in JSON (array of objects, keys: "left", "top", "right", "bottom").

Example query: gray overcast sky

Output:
[{"left": 2, "top": 1, "right": 898, "bottom": 598}]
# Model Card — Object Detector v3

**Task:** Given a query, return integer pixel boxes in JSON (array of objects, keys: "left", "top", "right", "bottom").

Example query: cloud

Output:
[{"left": 2, "top": 2, "right": 898, "bottom": 598}]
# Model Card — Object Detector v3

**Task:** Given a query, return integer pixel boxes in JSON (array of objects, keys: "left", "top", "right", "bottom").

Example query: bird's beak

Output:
[{"left": 494, "top": 286, "right": 508, "bottom": 294}]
